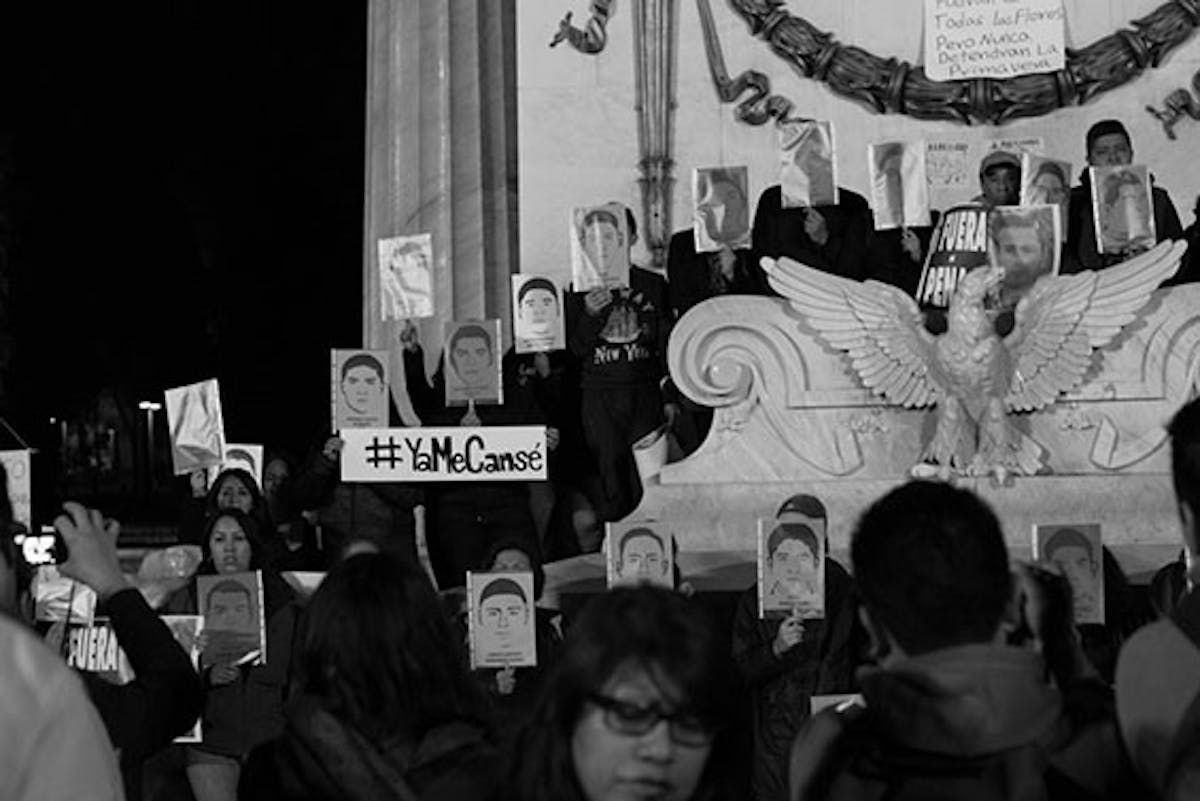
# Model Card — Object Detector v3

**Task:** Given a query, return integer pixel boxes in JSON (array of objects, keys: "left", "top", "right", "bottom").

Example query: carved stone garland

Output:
[{"left": 714, "top": 0, "right": 1200, "bottom": 126}]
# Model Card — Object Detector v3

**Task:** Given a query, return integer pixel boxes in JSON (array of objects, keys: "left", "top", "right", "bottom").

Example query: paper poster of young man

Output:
[
  {"left": 1090, "top": 164, "right": 1157, "bottom": 257},
  {"left": 330, "top": 349, "right": 390, "bottom": 430},
  {"left": 692, "top": 166, "right": 752, "bottom": 253},
  {"left": 868, "top": 141, "right": 931, "bottom": 231},
  {"left": 987, "top": 204, "right": 1061, "bottom": 311},
  {"left": 1033, "top": 523, "right": 1105, "bottom": 625},
  {"left": 378, "top": 232, "right": 435, "bottom": 320},
  {"left": 165, "top": 379, "right": 226, "bottom": 476},
  {"left": 1021, "top": 154, "right": 1072, "bottom": 216},
  {"left": 779, "top": 120, "right": 838, "bottom": 209},
  {"left": 757, "top": 517, "right": 826, "bottom": 619},
  {"left": 569, "top": 203, "right": 631, "bottom": 291},
  {"left": 206, "top": 443, "right": 265, "bottom": 489},
  {"left": 511, "top": 275, "right": 565, "bottom": 354},
  {"left": 197, "top": 571, "right": 266, "bottom": 668},
  {"left": 605, "top": 523, "right": 674, "bottom": 589},
  {"left": 467, "top": 570, "right": 537, "bottom": 669},
  {"left": 443, "top": 318, "right": 504, "bottom": 406}
]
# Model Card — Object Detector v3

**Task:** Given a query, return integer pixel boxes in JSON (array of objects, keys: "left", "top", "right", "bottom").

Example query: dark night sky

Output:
[{"left": 1, "top": 1, "right": 367, "bottom": 458}]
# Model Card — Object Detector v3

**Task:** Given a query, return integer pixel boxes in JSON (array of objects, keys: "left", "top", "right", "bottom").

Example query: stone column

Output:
[{"left": 363, "top": 0, "right": 517, "bottom": 424}]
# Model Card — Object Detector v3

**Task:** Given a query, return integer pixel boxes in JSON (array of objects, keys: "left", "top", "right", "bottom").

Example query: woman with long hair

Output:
[
  {"left": 506, "top": 586, "right": 739, "bottom": 801},
  {"left": 239, "top": 551, "right": 498, "bottom": 800}
]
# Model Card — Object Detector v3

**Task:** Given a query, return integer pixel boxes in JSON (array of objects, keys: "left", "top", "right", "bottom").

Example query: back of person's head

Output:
[
  {"left": 1169, "top": 397, "right": 1200, "bottom": 544},
  {"left": 852, "top": 481, "right": 1012, "bottom": 656},
  {"left": 507, "top": 586, "right": 736, "bottom": 801},
  {"left": 296, "top": 552, "right": 487, "bottom": 741}
]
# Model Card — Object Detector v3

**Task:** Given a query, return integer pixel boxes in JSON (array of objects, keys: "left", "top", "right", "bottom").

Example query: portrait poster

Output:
[
  {"left": 757, "top": 517, "right": 826, "bottom": 620},
  {"left": 378, "top": 233, "right": 435, "bottom": 321},
  {"left": 466, "top": 570, "right": 538, "bottom": 669},
  {"left": 206, "top": 443, "right": 264, "bottom": 489},
  {"left": 196, "top": 571, "right": 266, "bottom": 668},
  {"left": 165, "top": 379, "right": 226, "bottom": 476},
  {"left": 915, "top": 204, "right": 991, "bottom": 310},
  {"left": 511, "top": 275, "right": 566, "bottom": 354},
  {"left": 331, "top": 349, "right": 390, "bottom": 431},
  {"left": 0, "top": 449, "right": 31, "bottom": 530},
  {"left": 1033, "top": 523, "right": 1105, "bottom": 625},
  {"left": 1020, "top": 154, "right": 1072, "bottom": 217},
  {"left": 605, "top": 521, "right": 674, "bottom": 590},
  {"left": 443, "top": 319, "right": 503, "bottom": 406},
  {"left": 569, "top": 203, "right": 630, "bottom": 291},
  {"left": 987, "top": 205, "right": 1061, "bottom": 311},
  {"left": 692, "top": 166, "right": 752, "bottom": 253},
  {"left": 1090, "top": 165, "right": 1156, "bottom": 256},
  {"left": 868, "top": 142, "right": 931, "bottom": 231},
  {"left": 779, "top": 120, "right": 838, "bottom": 209}
]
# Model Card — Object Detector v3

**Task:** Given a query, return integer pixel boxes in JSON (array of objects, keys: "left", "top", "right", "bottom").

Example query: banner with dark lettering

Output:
[
  {"left": 915, "top": 203, "right": 991, "bottom": 310},
  {"left": 340, "top": 427, "right": 548, "bottom": 482}
]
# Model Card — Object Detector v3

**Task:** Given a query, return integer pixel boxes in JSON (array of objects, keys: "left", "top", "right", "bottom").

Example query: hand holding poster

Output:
[
  {"left": 1033, "top": 523, "right": 1105, "bottom": 625},
  {"left": 758, "top": 517, "right": 825, "bottom": 619},
  {"left": 570, "top": 203, "right": 631, "bottom": 291},
  {"left": 1090, "top": 165, "right": 1157, "bottom": 257},
  {"left": 987, "top": 204, "right": 1061, "bottom": 310},
  {"left": 378, "top": 233, "right": 435, "bottom": 320},
  {"left": 467, "top": 570, "right": 537, "bottom": 669},
  {"left": 512, "top": 276, "right": 566, "bottom": 354},
  {"left": 606, "top": 522, "right": 674, "bottom": 589},
  {"left": 779, "top": 121, "right": 838, "bottom": 208},
  {"left": 444, "top": 319, "right": 504, "bottom": 406},
  {"left": 331, "top": 349, "right": 390, "bottom": 431},
  {"left": 868, "top": 142, "right": 931, "bottom": 230},
  {"left": 340, "top": 427, "right": 548, "bottom": 482},
  {"left": 165, "top": 379, "right": 226, "bottom": 476},
  {"left": 197, "top": 571, "right": 266, "bottom": 668},
  {"left": 692, "top": 166, "right": 751, "bottom": 252}
]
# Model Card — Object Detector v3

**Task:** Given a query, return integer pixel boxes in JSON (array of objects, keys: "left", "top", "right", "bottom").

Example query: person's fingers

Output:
[
  {"left": 103, "top": 518, "right": 121, "bottom": 547},
  {"left": 56, "top": 501, "right": 89, "bottom": 534}
]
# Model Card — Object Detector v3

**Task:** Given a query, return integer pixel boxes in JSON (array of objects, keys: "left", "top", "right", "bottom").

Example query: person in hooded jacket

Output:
[{"left": 239, "top": 550, "right": 499, "bottom": 801}]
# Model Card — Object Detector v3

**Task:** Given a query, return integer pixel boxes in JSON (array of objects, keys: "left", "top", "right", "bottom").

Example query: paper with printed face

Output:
[
  {"left": 444, "top": 319, "right": 503, "bottom": 406},
  {"left": 331, "top": 349, "right": 390, "bottom": 431},
  {"left": 165, "top": 379, "right": 226, "bottom": 476},
  {"left": 1090, "top": 165, "right": 1156, "bottom": 256},
  {"left": 378, "top": 233, "right": 434, "bottom": 320},
  {"left": 197, "top": 570, "right": 266, "bottom": 667},
  {"left": 779, "top": 121, "right": 838, "bottom": 208},
  {"left": 606, "top": 521, "right": 674, "bottom": 589},
  {"left": 570, "top": 203, "right": 631, "bottom": 291},
  {"left": 868, "top": 141, "right": 930, "bottom": 230},
  {"left": 512, "top": 275, "right": 566, "bottom": 354},
  {"left": 1033, "top": 523, "right": 1105, "bottom": 625},
  {"left": 467, "top": 570, "right": 537, "bottom": 669},
  {"left": 758, "top": 516, "right": 825, "bottom": 619},
  {"left": 692, "top": 166, "right": 752, "bottom": 253}
]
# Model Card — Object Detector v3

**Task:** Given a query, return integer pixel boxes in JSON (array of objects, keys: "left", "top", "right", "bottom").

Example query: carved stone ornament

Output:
[
  {"left": 700, "top": 0, "right": 1200, "bottom": 126},
  {"left": 550, "top": 0, "right": 616, "bottom": 53},
  {"left": 1146, "top": 68, "right": 1200, "bottom": 139}
]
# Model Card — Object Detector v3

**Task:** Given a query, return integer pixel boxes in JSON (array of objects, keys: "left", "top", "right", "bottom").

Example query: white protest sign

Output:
[
  {"left": 0, "top": 449, "right": 31, "bottom": 529},
  {"left": 924, "top": 0, "right": 1065, "bottom": 82},
  {"left": 340, "top": 427, "right": 548, "bottom": 482}
]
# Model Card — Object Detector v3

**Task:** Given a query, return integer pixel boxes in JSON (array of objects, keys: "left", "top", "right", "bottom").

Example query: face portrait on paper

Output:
[
  {"left": 379, "top": 234, "right": 434, "bottom": 320},
  {"left": 612, "top": 526, "right": 670, "bottom": 587}
]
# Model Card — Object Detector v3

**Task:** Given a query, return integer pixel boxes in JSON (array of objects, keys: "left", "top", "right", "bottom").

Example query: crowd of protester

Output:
[{"left": 2, "top": 116, "right": 1200, "bottom": 800}]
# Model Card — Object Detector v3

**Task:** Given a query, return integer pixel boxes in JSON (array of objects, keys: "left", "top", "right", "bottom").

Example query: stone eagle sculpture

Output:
[{"left": 763, "top": 240, "right": 1186, "bottom": 479}]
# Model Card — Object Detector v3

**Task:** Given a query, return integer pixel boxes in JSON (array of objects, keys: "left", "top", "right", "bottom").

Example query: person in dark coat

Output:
[{"left": 239, "top": 551, "right": 498, "bottom": 801}]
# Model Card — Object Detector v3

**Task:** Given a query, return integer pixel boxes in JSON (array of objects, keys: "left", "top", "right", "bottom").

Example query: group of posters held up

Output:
[
  {"left": 378, "top": 233, "right": 435, "bottom": 321},
  {"left": 165, "top": 379, "right": 226, "bottom": 477},
  {"left": 331, "top": 349, "right": 390, "bottom": 432},
  {"left": 916, "top": 203, "right": 1062, "bottom": 312},
  {"left": 1033, "top": 523, "right": 1105, "bottom": 625},
  {"left": 196, "top": 571, "right": 267, "bottom": 669},
  {"left": 466, "top": 570, "right": 538, "bottom": 669}
]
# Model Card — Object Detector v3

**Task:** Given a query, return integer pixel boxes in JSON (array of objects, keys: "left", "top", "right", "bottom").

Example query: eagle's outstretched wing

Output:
[
  {"left": 764, "top": 256, "right": 943, "bottom": 407},
  {"left": 1004, "top": 240, "right": 1186, "bottom": 412}
]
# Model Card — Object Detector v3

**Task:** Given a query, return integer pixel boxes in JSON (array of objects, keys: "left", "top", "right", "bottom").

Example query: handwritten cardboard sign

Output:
[
  {"left": 924, "top": 0, "right": 1065, "bottom": 82},
  {"left": 340, "top": 427, "right": 548, "bottom": 482}
]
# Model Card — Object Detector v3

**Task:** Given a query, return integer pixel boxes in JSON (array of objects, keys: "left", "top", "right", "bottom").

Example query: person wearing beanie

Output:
[{"left": 1064, "top": 119, "right": 1182, "bottom": 274}]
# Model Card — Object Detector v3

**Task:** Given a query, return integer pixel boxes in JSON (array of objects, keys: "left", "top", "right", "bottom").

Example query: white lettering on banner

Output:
[
  {"left": 340, "top": 427, "right": 548, "bottom": 482},
  {"left": 924, "top": 0, "right": 1064, "bottom": 82}
]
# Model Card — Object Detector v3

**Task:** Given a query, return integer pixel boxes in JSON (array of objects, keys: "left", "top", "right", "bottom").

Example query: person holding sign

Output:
[
  {"left": 241, "top": 552, "right": 498, "bottom": 800},
  {"left": 570, "top": 204, "right": 632, "bottom": 292},
  {"left": 1064, "top": 119, "right": 1182, "bottom": 274},
  {"left": 402, "top": 323, "right": 544, "bottom": 588},
  {"left": 731, "top": 495, "right": 861, "bottom": 801},
  {"left": 761, "top": 521, "right": 824, "bottom": 618},
  {"left": 174, "top": 510, "right": 299, "bottom": 801}
]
